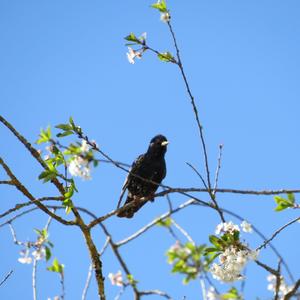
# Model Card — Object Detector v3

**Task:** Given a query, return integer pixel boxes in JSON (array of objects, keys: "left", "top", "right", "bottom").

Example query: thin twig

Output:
[
  {"left": 257, "top": 216, "right": 300, "bottom": 251},
  {"left": 213, "top": 144, "right": 223, "bottom": 196},
  {"left": 32, "top": 258, "right": 37, "bottom": 300},
  {"left": 283, "top": 279, "right": 300, "bottom": 300},
  {"left": 0, "top": 115, "right": 65, "bottom": 195},
  {"left": 139, "top": 290, "right": 172, "bottom": 299},
  {"left": 171, "top": 219, "right": 195, "bottom": 244},
  {"left": 167, "top": 21, "right": 212, "bottom": 192},
  {"left": 82, "top": 264, "right": 93, "bottom": 300},
  {"left": 199, "top": 276, "right": 207, "bottom": 300},
  {"left": 0, "top": 196, "right": 63, "bottom": 220},
  {"left": 274, "top": 260, "right": 282, "bottom": 300},
  {"left": 100, "top": 223, "right": 140, "bottom": 299},
  {"left": 255, "top": 260, "right": 280, "bottom": 277},
  {"left": 82, "top": 237, "right": 110, "bottom": 300},
  {"left": 186, "top": 162, "right": 208, "bottom": 190},
  {"left": 0, "top": 157, "right": 75, "bottom": 226},
  {"left": 60, "top": 272, "right": 65, "bottom": 300},
  {"left": 116, "top": 199, "right": 195, "bottom": 247},
  {"left": 0, "top": 270, "right": 13, "bottom": 287},
  {"left": 0, "top": 180, "right": 14, "bottom": 185},
  {"left": 8, "top": 223, "right": 25, "bottom": 246}
]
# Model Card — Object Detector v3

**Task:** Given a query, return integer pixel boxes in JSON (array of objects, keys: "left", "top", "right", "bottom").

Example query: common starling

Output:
[{"left": 117, "top": 134, "right": 168, "bottom": 218}]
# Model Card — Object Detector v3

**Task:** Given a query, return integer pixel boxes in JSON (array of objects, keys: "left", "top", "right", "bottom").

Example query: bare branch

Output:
[
  {"left": 213, "top": 144, "right": 223, "bottom": 196},
  {"left": 116, "top": 199, "right": 195, "bottom": 247},
  {"left": 0, "top": 157, "right": 75, "bottom": 226},
  {"left": 283, "top": 279, "right": 300, "bottom": 300},
  {"left": 0, "top": 270, "right": 13, "bottom": 287},
  {"left": 32, "top": 258, "right": 37, "bottom": 300},
  {"left": 139, "top": 289, "right": 172, "bottom": 299},
  {"left": 274, "top": 260, "right": 282, "bottom": 300},
  {"left": 0, "top": 180, "right": 14, "bottom": 185},
  {"left": 82, "top": 264, "right": 93, "bottom": 300},
  {"left": 166, "top": 21, "right": 212, "bottom": 192},
  {"left": 82, "top": 237, "right": 110, "bottom": 300},
  {"left": 257, "top": 216, "right": 300, "bottom": 251},
  {"left": 171, "top": 219, "right": 195, "bottom": 245},
  {"left": 255, "top": 260, "right": 280, "bottom": 277},
  {"left": 0, "top": 197, "right": 63, "bottom": 219},
  {"left": 0, "top": 115, "right": 65, "bottom": 195},
  {"left": 186, "top": 162, "right": 208, "bottom": 190}
]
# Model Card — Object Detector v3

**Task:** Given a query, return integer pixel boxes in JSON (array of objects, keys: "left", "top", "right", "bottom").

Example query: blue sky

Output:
[{"left": 1, "top": 0, "right": 300, "bottom": 299}]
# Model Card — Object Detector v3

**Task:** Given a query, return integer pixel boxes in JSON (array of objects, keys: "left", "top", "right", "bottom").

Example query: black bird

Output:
[{"left": 117, "top": 134, "right": 168, "bottom": 218}]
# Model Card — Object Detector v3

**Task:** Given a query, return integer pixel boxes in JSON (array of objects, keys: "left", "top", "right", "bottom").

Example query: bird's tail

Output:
[{"left": 116, "top": 195, "right": 147, "bottom": 218}]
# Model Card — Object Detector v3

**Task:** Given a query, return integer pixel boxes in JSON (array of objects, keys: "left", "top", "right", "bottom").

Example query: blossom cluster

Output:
[
  {"left": 126, "top": 32, "right": 147, "bottom": 64},
  {"left": 210, "top": 246, "right": 258, "bottom": 282},
  {"left": 168, "top": 240, "right": 192, "bottom": 256},
  {"left": 68, "top": 140, "right": 92, "bottom": 180},
  {"left": 108, "top": 270, "right": 124, "bottom": 287},
  {"left": 18, "top": 246, "right": 46, "bottom": 264},
  {"left": 267, "top": 274, "right": 293, "bottom": 299},
  {"left": 215, "top": 220, "right": 253, "bottom": 235},
  {"left": 209, "top": 220, "right": 258, "bottom": 283}
]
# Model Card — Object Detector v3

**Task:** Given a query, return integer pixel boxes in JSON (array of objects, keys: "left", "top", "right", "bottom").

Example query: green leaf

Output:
[
  {"left": 222, "top": 287, "right": 242, "bottom": 299},
  {"left": 204, "top": 247, "right": 220, "bottom": 254},
  {"left": 47, "top": 241, "right": 54, "bottom": 248},
  {"left": 45, "top": 246, "right": 52, "bottom": 261},
  {"left": 69, "top": 116, "right": 75, "bottom": 129},
  {"left": 127, "top": 274, "right": 138, "bottom": 286},
  {"left": 157, "top": 52, "right": 174, "bottom": 62},
  {"left": 233, "top": 230, "right": 240, "bottom": 241},
  {"left": 151, "top": 0, "right": 167, "bottom": 12},
  {"left": 287, "top": 193, "right": 295, "bottom": 204},
  {"left": 64, "top": 184, "right": 74, "bottom": 199},
  {"left": 55, "top": 124, "right": 72, "bottom": 131},
  {"left": 36, "top": 126, "right": 52, "bottom": 144},
  {"left": 209, "top": 235, "right": 223, "bottom": 250},
  {"left": 157, "top": 217, "right": 172, "bottom": 227},
  {"left": 47, "top": 258, "right": 64, "bottom": 274},
  {"left": 185, "top": 242, "right": 196, "bottom": 252},
  {"left": 274, "top": 195, "right": 295, "bottom": 211},
  {"left": 124, "top": 32, "right": 140, "bottom": 44},
  {"left": 63, "top": 198, "right": 73, "bottom": 215},
  {"left": 205, "top": 252, "right": 220, "bottom": 266},
  {"left": 38, "top": 170, "right": 57, "bottom": 183},
  {"left": 56, "top": 131, "right": 74, "bottom": 138}
]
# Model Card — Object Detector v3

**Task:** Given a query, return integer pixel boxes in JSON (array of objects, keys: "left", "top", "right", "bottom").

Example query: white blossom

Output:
[
  {"left": 18, "top": 248, "right": 32, "bottom": 264},
  {"left": 215, "top": 221, "right": 240, "bottom": 235},
  {"left": 267, "top": 274, "right": 294, "bottom": 299},
  {"left": 206, "top": 287, "right": 219, "bottom": 300},
  {"left": 210, "top": 246, "right": 258, "bottom": 283},
  {"left": 160, "top": 12, "right": 170, "bottom": 23},
  {"left": 168, "top": 241, "right": 191, "bottom": 260},
  {"left": 241, "top": 220, "right": 253, "bottom": 233},
  {"left": 32, "top": 247, "right": 46, "bottom": 261},
  {"left": 126, "top": 47, "right": 143, "bottom": 64},
  {"left": 169, "top": 240, "right": 181, "bottom": 252},
  {"left": 80, "top": 140, "right": 90, "bottom": 153},
  {"left": 68, "top": 156, "right": 91, "bottom": 180},
  {"left": 108, "top": 271, "right": 123, "bottom": 287}
]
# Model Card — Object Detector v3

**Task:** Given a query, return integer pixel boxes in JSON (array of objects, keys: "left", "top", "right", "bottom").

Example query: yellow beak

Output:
[{"left": 161, "top": 141, "right": 169, "bottom": 146}]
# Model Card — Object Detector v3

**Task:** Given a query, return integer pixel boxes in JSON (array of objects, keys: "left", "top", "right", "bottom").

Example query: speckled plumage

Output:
[{"left": 117, "top": 135, "right": 168, "bottom": 218}]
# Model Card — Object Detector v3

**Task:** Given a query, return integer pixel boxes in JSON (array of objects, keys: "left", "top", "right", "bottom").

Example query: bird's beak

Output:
[{"left": 161, "top": 141, "right": 169, "bottom": 146}]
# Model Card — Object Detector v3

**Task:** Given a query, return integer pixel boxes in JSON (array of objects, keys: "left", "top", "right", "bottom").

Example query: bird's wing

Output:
[
  {"left": 116, "top": 154, "right": 145, "bottom": 209},
  {"left": 122, "top": 154, "right": 144, "bottom": 190}
]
